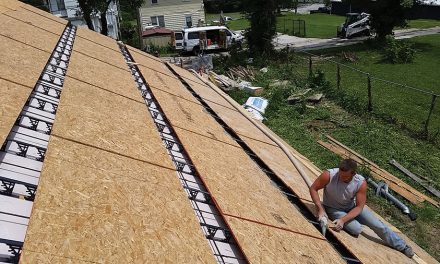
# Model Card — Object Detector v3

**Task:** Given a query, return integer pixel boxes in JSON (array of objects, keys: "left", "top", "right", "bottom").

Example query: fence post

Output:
[
  {"left": 424, "top": 94, "right": 438, "bottom": 135},
  {"left": 337, "top": 64, "right": 341, "bottom": 89},
  {"left": 367, "top": 74, "right": 372, "bottom": 111},
  {"left": 309, "top": 56, "right": 313, "bottom": 77}
]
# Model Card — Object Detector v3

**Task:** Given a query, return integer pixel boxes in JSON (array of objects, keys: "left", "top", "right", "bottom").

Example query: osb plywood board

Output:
[
  {"left": 73, "top": 36, "right": 126, "bottom": 70},
  {"left": 0, "top": 13, "right": 58, "bottom": 52},
  {"left": 150, "top": 87, "right": 239, "bottom": 146},
  {"left": 22, "top": 137, "right": 215, "bottom": 264},
  {"left": 67, "top": 51, "right": 142, "bottom": 103},
  {"left": 127, "top": 46, "right": 163, "bottom": 64},
  {"left": 75, "top": 27, "right": 119, "bottom": 52},
  {"left": 225, "top": 216, "right": 345, "bottom": 264},
  {"left": 172, "top": 72, "right": 439, "bottom": 263},
  {"left": 4, "top": 6, "right": 66, "bottom": 34},
  {"left": 0, "top": 36, "right": 49, "bottom": 87},
  {"left": 52, "top": 77, "right": 169, "bottom": 165},
  {"left": 0, "top": 0, "right": 23, "bottom": 10},
  {"left": 169, "top": 64, "right": 206, "bottom": 86},
  {"left": 20, "top": 3, "right": 67, "bottom": 25},
  {"left": 0, "top": 80, "right": 32, "bottom": 145},
  {"left": 20, "top": 250, "right": 91, "bottom": 264},
  {"left": 172, "top": 127, "right": 325, "bottom": 239}
]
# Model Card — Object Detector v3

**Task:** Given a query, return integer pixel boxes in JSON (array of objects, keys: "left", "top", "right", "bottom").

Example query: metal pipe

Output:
[{"left": 366, "top": 178, "right": 417, "bottom": 221}]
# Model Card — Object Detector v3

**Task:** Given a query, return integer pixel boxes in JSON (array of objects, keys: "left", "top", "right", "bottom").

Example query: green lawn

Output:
[
  {"left": 406, "top": 19, "right": 440, "bottom": 29},
  {"left": 224, "top": 60, "right": 440, "bottom": 261},
  {"left": 277, "top": 13, "right": 345, "bottom": 38},
  {"left": 299, "top": 34, "right": 440, "bottom": 138}
]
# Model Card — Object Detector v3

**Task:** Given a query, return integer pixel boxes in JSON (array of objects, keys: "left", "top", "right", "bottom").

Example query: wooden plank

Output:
[
  {"left": 225, "top": 216, "right": 345, "bottom": 264},
  {"left": 175, "top": 71, "right": 440, "bottom": 264},
  {"left": 52, "top": 76, "right": 170, "bottom": 165},
  {"left": 0, "top": 0, "right": 23, "bottom": 11},
  {"left": 0, "top": 80, "right": 32, "bottom": 146},
  {"left": 0, "top": 13, "right": 59, "bottom": 52},
  {"left": 150, "top": 87, "right": 239, "bottom": 146},
  {"left": 171, "top": 127, "right": 344, "bottom": 258},
  {"left": 66, "top": 51, "right": 143, "bottom": 103},
  {"left": 3, "top": 6, "right": 66, "bottom": 35},
  {"left": 22, "top": 137, "right": 215, "bottom": 263},
  {"left": 390, "top": 159, "right": 440, "bottom": 199},
  {"left": 318, "top": 140, "right": 424, "bottom": 205},
  {"left": 75, "top": 27, "right": 119, "bottom": 52}
]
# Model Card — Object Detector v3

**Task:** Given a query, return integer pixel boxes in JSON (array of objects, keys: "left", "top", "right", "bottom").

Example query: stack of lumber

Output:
[
  {"left": 208, "top": 71, "right": 236, "bottom": 91},
  {"left": 226, "top": 65, "right": 255, "bottom": 81},
  {"left": 318, "top": 135, "right": 439, "bottom": 208}
]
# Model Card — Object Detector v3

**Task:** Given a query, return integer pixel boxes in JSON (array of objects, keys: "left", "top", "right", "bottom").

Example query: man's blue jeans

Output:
[{"left": 324, "top": 205, "right": 407, "bottom": 251}]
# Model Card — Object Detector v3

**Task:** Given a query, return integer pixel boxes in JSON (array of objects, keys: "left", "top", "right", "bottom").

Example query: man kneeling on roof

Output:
[{"left": 309, "top": 158, "right": 414, "bottom": 258}]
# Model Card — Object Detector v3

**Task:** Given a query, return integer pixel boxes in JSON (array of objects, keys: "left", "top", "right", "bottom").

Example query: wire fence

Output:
[
  {"left": 288, "top": 50, "right": 440, "bottom": 141},
  {"left": 279, "top": 17, "right": 306, "bottom": 37}
]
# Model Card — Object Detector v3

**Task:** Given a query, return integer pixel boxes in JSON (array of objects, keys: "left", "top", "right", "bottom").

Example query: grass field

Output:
[
  {"left": 224, "top": 60, "right": 440, "bottom": 260},
  {"left": 206, "top": 12, "right": 440, "bottom": 38},
  {"left": 295, "top": 34, "right": 440, "bottom": 139}
]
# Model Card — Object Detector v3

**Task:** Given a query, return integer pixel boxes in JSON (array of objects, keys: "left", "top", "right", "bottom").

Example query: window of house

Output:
[
  {"left": 54, "top": 0, "right": 65, "bottom": 11},
  {"left": 185, "top": 15, "right": 192, "bottom": 28},
  {"left": 151, "top": 16, "right": 165, "bottom": 27},
  {"left": 188, "top": 32, "right": 199, "bottom": 39},
  {"left": 151, "top": 0, "right": 158, "bottom": 4}
]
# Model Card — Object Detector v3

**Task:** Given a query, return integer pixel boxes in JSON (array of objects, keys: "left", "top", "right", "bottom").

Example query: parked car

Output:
[
  {"left": 310, "top": 6, "right": 331, "bottom": 14},
  {"left": 172, "top": 26, "right": 244, "bottom": 54}
]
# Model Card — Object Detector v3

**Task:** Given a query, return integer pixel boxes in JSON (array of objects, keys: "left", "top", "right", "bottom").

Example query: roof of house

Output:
[
  {"left": 142, "top": 27, "right": 173, "bottom": 37},
  {"left": 0, "top": 1, "right": 438, "bottom": 263}
]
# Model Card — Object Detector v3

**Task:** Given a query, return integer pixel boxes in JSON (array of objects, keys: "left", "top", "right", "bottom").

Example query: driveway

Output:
[{"left": 274, "top": 27, "right": 440, "bottom": 51}]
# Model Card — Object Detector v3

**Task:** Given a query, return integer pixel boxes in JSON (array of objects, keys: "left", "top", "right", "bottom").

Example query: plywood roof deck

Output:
[
  {"left": 170, "top": 63, "right": 440, "bottom": 264},
  {"left": 131, "top": 53, "right": 347, "bottom": 263}
]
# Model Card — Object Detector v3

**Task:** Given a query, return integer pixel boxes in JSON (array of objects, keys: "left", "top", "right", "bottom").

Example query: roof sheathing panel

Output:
[
  {"left": 50, "top": 77, "right": 169, "bottom": 165},
  {"left": 176, "top": 69, "right": 440, "bottom": 264},
  {"left": 0, "top": 13, "right": 59, "bottom": 52},
  {"left": 75, "top": 27, "right": 119, "bottom": 52},
  {"left": 21, "top": 137, "right": 216, "bottom": 263},
  {"left": 226, "top": 216, "right": 344, "bottom": 263},
  {"left": 0, "top": 80, "right": 32, "bottom": 147},
  {"left": 4, "top": 7, "right": 66, "bottom": 34}
]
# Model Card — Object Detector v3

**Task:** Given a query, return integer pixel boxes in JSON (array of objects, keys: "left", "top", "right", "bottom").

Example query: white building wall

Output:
[
  {"left": 48, "top": 0, "right": 120, "bottom": 39},
  {"left": 139, "top": 2, "right": 205, "bottom": 31}
]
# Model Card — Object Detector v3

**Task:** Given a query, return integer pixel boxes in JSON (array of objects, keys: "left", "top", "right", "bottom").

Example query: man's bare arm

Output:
[{"left": 309, "top": 171, "right": 330, "bottom": 217}]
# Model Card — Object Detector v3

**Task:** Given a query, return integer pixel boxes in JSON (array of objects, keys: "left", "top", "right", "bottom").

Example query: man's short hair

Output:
[{"left": 339, "top": 159, "right": 357, "bottom": 172}]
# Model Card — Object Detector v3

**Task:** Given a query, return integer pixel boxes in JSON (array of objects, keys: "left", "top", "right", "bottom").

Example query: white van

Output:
[{"left": 172, "top": 26, "right": 244, "bottom": 54}]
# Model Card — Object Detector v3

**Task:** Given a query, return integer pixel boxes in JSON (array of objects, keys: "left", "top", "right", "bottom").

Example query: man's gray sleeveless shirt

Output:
[{"left": 322, "top": 168, "right": 365, "bottom": 211}]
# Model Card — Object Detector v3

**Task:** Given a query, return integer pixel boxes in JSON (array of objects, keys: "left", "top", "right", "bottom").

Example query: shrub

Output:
[{"left": 384, "top": 35, "right": 416, "bottom": 64}]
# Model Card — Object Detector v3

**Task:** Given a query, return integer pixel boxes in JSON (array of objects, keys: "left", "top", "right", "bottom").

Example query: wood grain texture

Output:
[
  {"left": 51, "top": 76, "right": 169, "bottom": 165},
  {"left": 22, "top": 137, "right": 215, "bottom": 264},
  {"left": 0, "top": 13, "right": 59, "bottom": 52},
  {"left": 0, "top": 36, "right": 49, "bottom": 87},
  {"left": 175, "top": 71, "right": 440, "bottom": 264},
  {"left": 4, "top": 6, "right": 66, "bottom": 35},
  {"left": 225, "top": 216, "right": 345, "bottom": 264},
  {"left": 76, "top": 27, "right": 119, "bottom": 52},
  {"left": 0, "top": 80, "right": 32, "bottom": 146}
]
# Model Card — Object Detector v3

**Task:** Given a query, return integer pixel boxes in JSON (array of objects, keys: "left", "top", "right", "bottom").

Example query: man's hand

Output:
[
  {"left": 318, "top": 209, "right": 327, "bottom": 222},
  {"left": 332, "top": 219, "right": 345, "bottom": 231}
]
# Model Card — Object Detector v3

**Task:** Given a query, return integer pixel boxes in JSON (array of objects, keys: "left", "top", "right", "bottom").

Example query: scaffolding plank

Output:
[
  {"left": 22, "top": 136, "right": 215, "bottom": 263},
  {"left": 0, "top": 80, "right": 32, "bottom": 147},
  {"left": 66, "top": 51, "right": 143, "bottom": 102},
  {"left": 52, "top": 76, "right": 170, "bottom": 165},
  {"left": 225, "top": 216, "right": 344, "bottom": 263}
]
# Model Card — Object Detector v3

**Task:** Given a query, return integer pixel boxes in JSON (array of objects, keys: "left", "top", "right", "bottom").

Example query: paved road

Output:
[{"left": 274, "top": 27, "right": 440, "bottom": 51}]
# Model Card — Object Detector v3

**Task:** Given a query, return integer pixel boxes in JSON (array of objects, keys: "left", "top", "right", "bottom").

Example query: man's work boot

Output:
[{"left": 401, "top": 245, "right": 414, "bottom": 258}]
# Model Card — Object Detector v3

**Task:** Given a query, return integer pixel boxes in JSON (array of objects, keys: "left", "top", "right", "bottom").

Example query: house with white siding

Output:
[
  {"left": 47, "top": 0, "right": 121, "bottom": 39},
  {"left": 139, "top": 0, "right": 205, "bottom": 31}
]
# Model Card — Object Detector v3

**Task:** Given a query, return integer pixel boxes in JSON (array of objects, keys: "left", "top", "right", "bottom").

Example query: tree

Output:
[
  {"left": 344, "top": 0, "right": 415, "bottom": 40},
  {"left": 242, "top": 0, "right": 277, "bottom": 55},
  {"left": 77, "top": 0, "right": 95, "bottom": 30}
]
